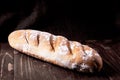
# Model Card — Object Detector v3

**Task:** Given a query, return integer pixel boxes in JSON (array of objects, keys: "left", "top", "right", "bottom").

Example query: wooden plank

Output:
[
  {"left": 0, "top": 43, "right": 14, "bottom": 80},
  {"left": 14, "top": 40, "right": 120, "bottom": 80},
  {"left": 14, "top": 51, "right": 82, "bottom": 80},
  {"left": 0, "top": 41, "right": 120, "bottom": 80}
]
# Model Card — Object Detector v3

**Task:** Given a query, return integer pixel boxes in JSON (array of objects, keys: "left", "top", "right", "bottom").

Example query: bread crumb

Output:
[{"left": 8, "top": 63, "right": 13, "bottom": 71}]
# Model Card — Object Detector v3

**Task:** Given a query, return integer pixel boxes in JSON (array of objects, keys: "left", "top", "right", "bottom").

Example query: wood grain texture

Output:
[
  {"left": 0, "top": 43, "right": 14, "bottom": 80},
  {"left": 0, "top": 40, "right": 120, "bottom": 80},
  {"left": 14, "top": 40, "right": 120, "bottom": 80},
  {"left": 14, "top": 50, "right": 80, "bottom": 80}
]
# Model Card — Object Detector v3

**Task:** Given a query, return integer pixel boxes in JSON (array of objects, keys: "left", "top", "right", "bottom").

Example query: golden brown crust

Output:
[{"left": 8, "top": 29, "right": 103, "bottom": 73}]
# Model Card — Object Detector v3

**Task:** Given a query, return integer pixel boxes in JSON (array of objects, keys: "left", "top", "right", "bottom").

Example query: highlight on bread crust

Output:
[{"left": 8, "top": 29, "right": 103, "bottom": 73}]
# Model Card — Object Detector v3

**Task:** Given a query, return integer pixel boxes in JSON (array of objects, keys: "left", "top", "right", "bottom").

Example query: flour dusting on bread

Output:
[{"left": 8, "top": 29, "right": 103, "bottom": 73}]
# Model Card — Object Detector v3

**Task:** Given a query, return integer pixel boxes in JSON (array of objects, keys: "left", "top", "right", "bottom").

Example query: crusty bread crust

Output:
[{"left": 8, "top": 29, "right": 103, "bottom": 73}]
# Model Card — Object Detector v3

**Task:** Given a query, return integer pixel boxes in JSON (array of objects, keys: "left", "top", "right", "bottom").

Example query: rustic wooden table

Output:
[{"left": 0, "top": 40, "right": 120, "bottom": 80}]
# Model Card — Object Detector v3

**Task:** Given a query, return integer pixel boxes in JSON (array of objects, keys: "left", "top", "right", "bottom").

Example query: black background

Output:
[{"left": 0, "top": 0, "right": 120, "bottom": 42}]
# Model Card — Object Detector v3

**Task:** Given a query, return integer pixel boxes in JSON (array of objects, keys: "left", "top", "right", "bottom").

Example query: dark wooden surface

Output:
[
  {"left": 0, "top": 43, "right": 14, "bottom": 80},
  {"left": 0, "top": 40, "right": 120, "bottom": 80}
]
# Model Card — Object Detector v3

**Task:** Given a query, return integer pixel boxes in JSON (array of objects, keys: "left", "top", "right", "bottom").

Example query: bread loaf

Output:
[{"left": 8, "top": 29, "right": 103, "bottom": 73}]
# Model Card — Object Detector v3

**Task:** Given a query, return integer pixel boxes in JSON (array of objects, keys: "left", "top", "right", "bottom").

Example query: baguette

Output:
[{"left": 8, "top": 29, "right": 103, "bottom": 73}]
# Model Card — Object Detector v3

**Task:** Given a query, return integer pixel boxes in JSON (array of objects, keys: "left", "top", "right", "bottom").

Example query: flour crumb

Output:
[{"left": 8, "top": 63, "right": 13, "bottom": 71}]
